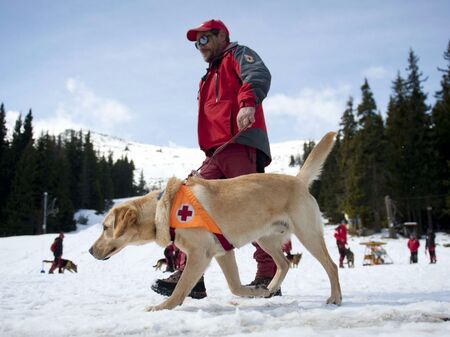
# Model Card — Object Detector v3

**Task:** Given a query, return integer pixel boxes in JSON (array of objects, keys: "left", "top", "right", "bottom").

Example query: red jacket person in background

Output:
[
  {"left": 151, "top": 19, "right": 276, "bottom": 299},
  {"left": 334, "top": 222, "right": 347, "bottom": 268},
  {"left": 49, "top": 232, "right": 64, "bottom": 274},
  {"left": 408, "top": 234, "right": 420, "bottom": 263}
]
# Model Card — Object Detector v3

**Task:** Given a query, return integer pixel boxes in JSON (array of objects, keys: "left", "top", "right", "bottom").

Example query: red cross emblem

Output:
[{"left": 177, "top": 204, "right": 194, "bottom": 222}]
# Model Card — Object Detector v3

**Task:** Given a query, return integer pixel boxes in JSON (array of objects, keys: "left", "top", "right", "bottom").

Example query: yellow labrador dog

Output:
[{"left": 89, "top": 132, "right": 341, "bottom": 311}]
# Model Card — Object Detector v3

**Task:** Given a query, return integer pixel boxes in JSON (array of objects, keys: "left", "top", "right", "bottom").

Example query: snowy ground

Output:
[{"left": 1, "top": 209, "right": 450, "bottom": 337}]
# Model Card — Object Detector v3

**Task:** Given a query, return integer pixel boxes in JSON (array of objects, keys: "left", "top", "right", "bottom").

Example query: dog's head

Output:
[
  {"left": 89, "top": 191, "right": 161, "bottom": 260},
  {"left": 70, "top": 261, "right": 78, "bottom": 273}
]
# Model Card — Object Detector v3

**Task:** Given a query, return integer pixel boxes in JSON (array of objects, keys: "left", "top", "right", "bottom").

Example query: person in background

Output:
[
  {"left": 425, "top": 229, "right": 437, "bottom": 264},
  {"left": 407, "top": 234, "right": 420, "bottom": 263},
  {"left": 163, "top": 242, "right": 176, "bottom": 272},
  {"left": 334, "top": 221, "right": 347, "bottom": 268},
  {"left": 151, "top": 19, "right": 275, "bottom": 299},
  {"left": 49, "top": 232, "right": 64, "bottom": 274}
]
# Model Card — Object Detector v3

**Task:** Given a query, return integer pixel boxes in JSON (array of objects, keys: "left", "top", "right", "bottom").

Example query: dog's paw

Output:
[
  {"left": 145, "top": 305, "right": 166, "bottom": 312},
  {"left": 249, "top": 285, "right": 271, "bottom": 298},
  {"left": 326, "top": 295, "right": 342, "bottom": 306}
]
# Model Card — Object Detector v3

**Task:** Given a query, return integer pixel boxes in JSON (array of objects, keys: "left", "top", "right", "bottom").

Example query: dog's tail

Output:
[
  {"left": 42, "top": 260, "right": 53, "bottom": 263},
  {"left": 297, "top": 131, "right": 336, "bottom": 187}
]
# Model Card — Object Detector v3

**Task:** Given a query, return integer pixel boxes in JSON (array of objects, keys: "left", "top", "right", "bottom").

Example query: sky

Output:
[{"left": 1, "top": 0, "right": 449, "bottom": 147}]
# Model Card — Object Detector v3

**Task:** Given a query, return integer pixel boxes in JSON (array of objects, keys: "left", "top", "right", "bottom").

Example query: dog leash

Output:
[{"left": 187, "top": 125, "right": 249, "bottom": 180}]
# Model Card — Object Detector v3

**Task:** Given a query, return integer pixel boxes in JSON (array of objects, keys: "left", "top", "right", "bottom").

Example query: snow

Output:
[
  {"left": 1, "top": 133, "right": 450, "bottom": 336},
  {"left": 1, "top": 213, "right": 450, "bottom": 337}
]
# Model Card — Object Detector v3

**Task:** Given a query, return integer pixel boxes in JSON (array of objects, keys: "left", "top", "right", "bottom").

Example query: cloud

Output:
[
  {"left": 34, "top": 78, "right": 133, "bottom": 136},
  {"left": 362, "top": 66, "right": 388, "bottom": 79},
  {"left": 265, "top": 85, "right": 351, "bottom": 139},
  {"left": 5, "top": 110, "right": 20, "bottom": 138}
]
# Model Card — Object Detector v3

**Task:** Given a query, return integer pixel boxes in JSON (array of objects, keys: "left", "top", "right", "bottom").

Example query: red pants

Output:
[
  {"left": 201, "top": 144, "right": 277, "bottom": 278},
  {"left": 49, "top": 256, "right": 62, "bottom": 273},
  {"left": 181, "top": 144, "right": 277, "bottom": 278},
  {"left": 337, "top": 242, "right": 346, "bottom": 267}
]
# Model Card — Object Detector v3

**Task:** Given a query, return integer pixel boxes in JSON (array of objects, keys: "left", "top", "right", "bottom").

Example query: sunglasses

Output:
[{"left": 195, "top": 34, "right": 213, "bottom": 49}]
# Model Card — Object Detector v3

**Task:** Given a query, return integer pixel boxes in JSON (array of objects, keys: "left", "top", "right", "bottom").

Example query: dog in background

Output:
[
  {"left": 153, "top": 258, "right": 167, "bottom": 271},
  {"left": 286, "top": 253, "right": 302, "bottom": 268},
  {"left": 42, "top": 259, "right": 78, "bottom": 273},
  {"left": 345, "top": 248, "right": 354, "bottom": 268}
]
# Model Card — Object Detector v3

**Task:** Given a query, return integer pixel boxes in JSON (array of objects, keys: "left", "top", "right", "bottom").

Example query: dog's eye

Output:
[{"left": 103, "top": 225, "right": 108, "bottom": 231}]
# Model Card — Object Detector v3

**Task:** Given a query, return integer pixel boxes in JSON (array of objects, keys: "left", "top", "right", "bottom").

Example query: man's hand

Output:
[{"left": 237, "top": 107, "right": 255, "bottom": 131}]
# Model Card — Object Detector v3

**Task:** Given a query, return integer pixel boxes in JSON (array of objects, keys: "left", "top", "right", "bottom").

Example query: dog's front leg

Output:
[
  {"left": 146, "top": 250, "right": 212, "bottom": 311},
  {"left": 215, "top": 251, "right": 271, "bottom": 298}
]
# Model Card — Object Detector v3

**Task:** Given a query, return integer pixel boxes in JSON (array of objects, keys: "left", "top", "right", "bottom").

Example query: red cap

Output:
[{"left": 187, "top": 19, "right": 229, "bottom": 41}]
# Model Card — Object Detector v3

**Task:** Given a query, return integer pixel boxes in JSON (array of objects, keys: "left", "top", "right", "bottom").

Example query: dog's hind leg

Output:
[
  {"left": 255, "top": 236, "right": 290, "bottom": 295},
  {"left": 215, "top": 251, "right": 271, "bottom": 298},
  {"left": 292, "top": 210, "right": 342, "bottom": 305}
]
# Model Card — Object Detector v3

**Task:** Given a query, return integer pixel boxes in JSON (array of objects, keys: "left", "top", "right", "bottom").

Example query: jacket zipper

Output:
[{"left": 214, "top": 69, "right": 219, "bottom": 103}]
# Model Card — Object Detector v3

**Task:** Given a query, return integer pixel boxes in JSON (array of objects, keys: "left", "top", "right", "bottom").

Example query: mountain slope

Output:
[{"left": 89, "top": 131, "right": 307, "bottom": 187}]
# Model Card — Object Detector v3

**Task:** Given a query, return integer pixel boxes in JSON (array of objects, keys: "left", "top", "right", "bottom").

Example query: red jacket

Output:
[
  {"left": 197, "top": 42, "right": 271, "bottom": 164},
  {"left": 334, "top": 224, "right": 347, "bottom": 245},
  {"left": 407, "top": 238, "right": 420, "bottom": 252}
]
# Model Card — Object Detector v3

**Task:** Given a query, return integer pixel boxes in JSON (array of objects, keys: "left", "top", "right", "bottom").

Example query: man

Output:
[
  {"left": 49, "top": 232, "right": 64, "bottom": 274},
  {"left": 425, "top": 229, "right": 437, "bottom": 264},
  {"left": 151, "top": 19, "right": 277, "bottom": 299},
  {"left": 334, "top": 222, "right": 347, "bottom": 268}
]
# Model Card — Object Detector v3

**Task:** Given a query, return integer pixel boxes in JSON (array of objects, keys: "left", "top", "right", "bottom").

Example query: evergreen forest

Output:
[
  {"left": 0, "top": 109, "right": 148, "bottom": 236},
  {"left": 300, "top": 44, "right": 450, "bottom": 234}
]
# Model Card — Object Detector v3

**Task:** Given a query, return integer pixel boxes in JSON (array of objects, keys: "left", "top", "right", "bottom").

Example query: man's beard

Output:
[{"left": 202, "top": 46, "right": 220, "bottom": 63}]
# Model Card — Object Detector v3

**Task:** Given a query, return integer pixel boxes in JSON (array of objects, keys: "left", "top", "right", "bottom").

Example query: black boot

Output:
[
  {"left": 151, "top": 270, "right": 207, "bottom": 299},
  {"left": 247, "top": 277, "right": 282, "bottom": 297}
]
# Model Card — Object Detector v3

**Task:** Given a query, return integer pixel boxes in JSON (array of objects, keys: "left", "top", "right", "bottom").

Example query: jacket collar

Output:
[{"left": 209, "top": 42, "right": 238, "bottom": 67}]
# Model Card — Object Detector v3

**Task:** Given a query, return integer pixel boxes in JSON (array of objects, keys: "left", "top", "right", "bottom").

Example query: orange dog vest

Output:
[{"left": 169, "top": 184, "right": 234, "bottom": 251}]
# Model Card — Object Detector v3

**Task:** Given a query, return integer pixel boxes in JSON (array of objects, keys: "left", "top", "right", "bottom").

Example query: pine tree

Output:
[
  {"left": 0, "top": 103, "right": 9, "bottom": 231},
  {"left": 385, "top": 73, "right": 409, "bottom": 199},
  {"left": 65, "top": 130, "right": 83, "bottom": 209},
  {"left": 0, "top": 114, "right": 24, "bottom": 234},
  {"left": 51, "top": 136, "right": 76, "bottom": 232},
  {"left": 22, "top": 109, "right": 33, "bottom": 146},
  {"left": 98, "top": 154, "right": 114, "bottom": 210},
  {"left": 319, "top": 135, "right": 344, "bottom": 223},
  {"left": 35, "top": 133, "right": 76, "bottom": 233},
  {"left": 338, "top": 97, "right": 358, "bottom": 223},
  {"left": 79, "top": 132, "right": 104, "bottom": 212},
  {"left": 347, "top": 79, "right": 386, "bottom": 230},
  {"left": 9, "top": 114, "right": 23, "bottom": 169},
  {"left": 4, "top": 143, "right": 39, "bottom": 235},
  {"left": 135, "top": 170, "right": 149, "bottom": 196},
  {"left": 432, "top": 41, "right": 450, "bottom": 218},
  {"left": 0, "top": 104, "right": 9, "bottom": 208},
  {"left": 386, "top": 50, "right": 433, "bottom": 230},
  {"left": 289, "top": 155, "right": 296, "bottom": 167},
  {"left": 112, "top": 156, "right": 136, "bottom": 198},
  {"left": 0, "top": 103, "right": 7, "bottom": 165}
]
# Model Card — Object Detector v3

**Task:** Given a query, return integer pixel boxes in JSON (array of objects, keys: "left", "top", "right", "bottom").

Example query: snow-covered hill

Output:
[
  {"left": 1, "top": 209, "right": 450, "bottom": 337},
  {"left": 88, "top": 131, "right": 306, "bottom": 187}
]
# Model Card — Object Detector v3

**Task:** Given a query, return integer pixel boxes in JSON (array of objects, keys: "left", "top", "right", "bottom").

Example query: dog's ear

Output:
[{"left": 113, "top": 206, "right": 137, "bottom": 239}]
